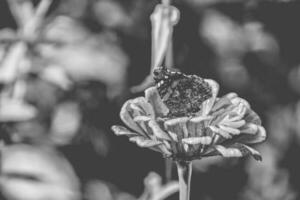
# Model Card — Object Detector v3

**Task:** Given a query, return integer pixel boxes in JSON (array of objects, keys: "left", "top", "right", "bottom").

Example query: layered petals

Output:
[{"left": 112, "top": 79, "right": 266, "bottom": 161}]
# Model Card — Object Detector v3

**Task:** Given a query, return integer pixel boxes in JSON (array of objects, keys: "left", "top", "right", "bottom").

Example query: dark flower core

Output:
[{"left": 153, "top": 67, "right": 212, "bottom": 117}]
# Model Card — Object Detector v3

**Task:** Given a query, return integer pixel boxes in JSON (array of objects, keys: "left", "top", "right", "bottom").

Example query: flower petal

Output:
[
  {"left": 244, "top": 109, "right": 261, "bottom": 125},
  {"left": 122, "top": 97, "right": 158, "bottom": 136},
  {"left": 164, "top": 117, "right": 190, "bottom": 139},
  {"left": 182, "top": 137, "right": 212, "bottom": 145},
  {"left": 190, "top": 115, "right": 212, "bottom": 124},
  {"left": 201, "top": 79, "right": 219, "bottom": 116},
  {"left": 131, "top": 97, "right": 155, "bottom": 117},
  {"left": 120, "top": 100, "right": 146, "bottom": 134},
  {"left": 111, "top": 125, "right": 138, "bottom": 136},
  {"left": 231, "top": 143, "right": 262, "bottom": 161},
  {"left": 225, "top": 93, "right": 238, "bottom": 100},
  {"left": 148, "top": 120, "right": 171, "bottom": 140},
  {"left": 236, "top": 125, "right": 266, "bottom": 144},
  {"left": 210, "top": 104, "right": 237, "bottom": 126},
  {"left": 221, "top": 119, "right": 246, "bottom": 128},
  {"left": 209, "top": 126, "right": 232, "bottom": 139},
  {"left": 240, "top": 123, "right": 258, "bottom": 134},
  {"left": 218, "top": 125, "right": 241, "bottom": 135},
  {"left": 214, "top": 145, "right": 243, "bottom": 158},
  {"left": 229, "top": 95, "right": 250, "bottom": 109},
  {"left": 167, "top": 131, "right": 178, "bottom": 142},
  {"left": 227, "top": 95, "right": 261, "bottom": 125},
  {"left": 157, "top": 144, "right": 172, "bottom": 156},
  {"left": 134, "top": 116, "right": 152, "bottom": 122},
  {"left": 207, "top": 143, "right": 262, "bottom": 161},
  {"left": 188, "top": 116, "right": 212, "bottom": 137},
  {"left": 145, "top": 87, "right": 169, "bottom": 117},
  {"left": 129, "top": 136, "right": 162, "bottom": 147},
  {"left": 183, "top": 144, "right": 189, "bottom": 152},
  {"left": 231, "top": 102, "right": 247, "bottom": 118},
  {"left": 211, "top": 96, "right": 232, "bottom": 113}
]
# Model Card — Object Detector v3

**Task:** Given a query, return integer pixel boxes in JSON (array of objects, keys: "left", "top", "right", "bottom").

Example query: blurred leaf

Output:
[
  {"left": 242, "top": 144, "right": 296, "bottom": 200},
  {"left": 0, "top": 144, "right": 81, "bottom": 200},
  {"left": 93, "top": 1, "right": 131, "bottom": 29},
  {"left": 40, "top": 65, "right": 72, "bottom": 90},
  {"left": 0, "top": 42, "right": 27, "bottom": 84},
  {"left": 50, "top": 102, "right": 81, "bottom": 145},
  {"left": 41, "top": 16, "right": 128, "bottom": 99},
  {"left": 85, "top": 180, "right": 113, "bottom": 200},
  {"left": 140, "top": 172, "right": 179, "bottom": 200},
  {"left": 0, "top": 97, "right": 37, "bottom": 122}
]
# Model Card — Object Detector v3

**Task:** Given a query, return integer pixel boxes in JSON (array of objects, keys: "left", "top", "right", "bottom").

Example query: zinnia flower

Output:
[{"left": 112, "top": 77, "right": 266, "bottom": 162}]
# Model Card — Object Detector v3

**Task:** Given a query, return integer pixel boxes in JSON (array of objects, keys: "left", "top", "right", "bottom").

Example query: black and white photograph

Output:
[{"left": 0, "top": 0, "right": 298, "bottom": 199}]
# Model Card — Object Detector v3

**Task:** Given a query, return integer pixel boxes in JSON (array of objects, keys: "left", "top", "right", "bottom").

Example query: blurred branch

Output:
[
  {"left": 131, "top": 2, "right": 179, "bottom": 93},
  {"left": 162, "top": 0, "right": 171, "bottom": 5},
  {"left": 151, "top": 182, "right": 179, "bottom": 200},
  {"left": 35, "top": 0, "right": 52, "bottom": 19},
  {"left": 139, "top": 172, "right": 179, "bottom": 200},
  {"left": 7, "top": 0, "right": 35, "bottom": 28}
]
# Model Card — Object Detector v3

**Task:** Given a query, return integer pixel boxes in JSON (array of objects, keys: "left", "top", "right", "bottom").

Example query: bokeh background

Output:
[{"left": 1, "top": 0, "right": 300, "bottom": 200}]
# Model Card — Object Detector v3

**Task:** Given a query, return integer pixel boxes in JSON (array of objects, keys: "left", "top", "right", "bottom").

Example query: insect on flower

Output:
[
  {"left": 112, "top": 67, "right": 266, "bottom": 162},
  {"left": 153, "top": 67, "right": 212, "bottom": 117}
]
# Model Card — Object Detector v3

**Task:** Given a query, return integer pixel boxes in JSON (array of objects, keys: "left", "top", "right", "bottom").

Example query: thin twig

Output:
[
  {"left": 35, "top": 0, "right": 52, "bottom": 19},
  {"left": 151, "top": 181, "right": 179, "bottom": 200},
  {"left": 7, "top": 0, "right": 34, "bottom": 27},
  {"left": 164, "top": 25, "right": 173, "bottom": 68}
]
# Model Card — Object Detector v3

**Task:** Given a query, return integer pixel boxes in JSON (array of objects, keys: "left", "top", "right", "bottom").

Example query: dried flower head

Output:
[{"left": 112, "top": 69, "right": 266, "bottom": 161}]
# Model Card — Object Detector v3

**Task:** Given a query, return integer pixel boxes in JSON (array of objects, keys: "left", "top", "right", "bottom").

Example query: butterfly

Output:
[{"left": 153, "top": 66, "right": 212, "bottom": 117}]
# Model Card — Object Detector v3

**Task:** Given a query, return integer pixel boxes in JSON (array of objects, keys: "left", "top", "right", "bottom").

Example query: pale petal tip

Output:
[
  {"left": 111, "top": 125, "right": 136, "bottom": 136},
  {"left": 111, "top": 125, "right": 121, "bottom": 135},
  {"left": 257, "top": 126, "right": 267, "bottom": 143},
  {"left": 145, "top": 86, "right": 169, "bottom": 116},
  {"left": 205, "top": 79, "right": 219, "bottom": 96}
]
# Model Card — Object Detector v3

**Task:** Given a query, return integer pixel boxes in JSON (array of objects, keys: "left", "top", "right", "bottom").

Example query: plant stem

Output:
[
  {"left": 165, "top": 33, "right": 173, "bottom": 68},
  {"left": 162, "top": 0, "right": 171, "bottom": 6},
  {"left": 176, "top": 161, "right": 192, "bottom": 200},
  {"left": 165, "top": 159, "right": 173, "bottom": 182}
]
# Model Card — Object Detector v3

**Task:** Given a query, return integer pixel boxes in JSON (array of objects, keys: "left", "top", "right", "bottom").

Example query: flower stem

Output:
[
  {"left": 165, "top": 159, "right": 173, "bottom": 182},
  {"left": 165, "top": 33, "right": 173, "bottom": 68},
  {"left": 176, "top": 161, "right": 192, "bottom": 200},
  {"left": 162, "top": 0, "right": 171, "bottom": 6}
]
